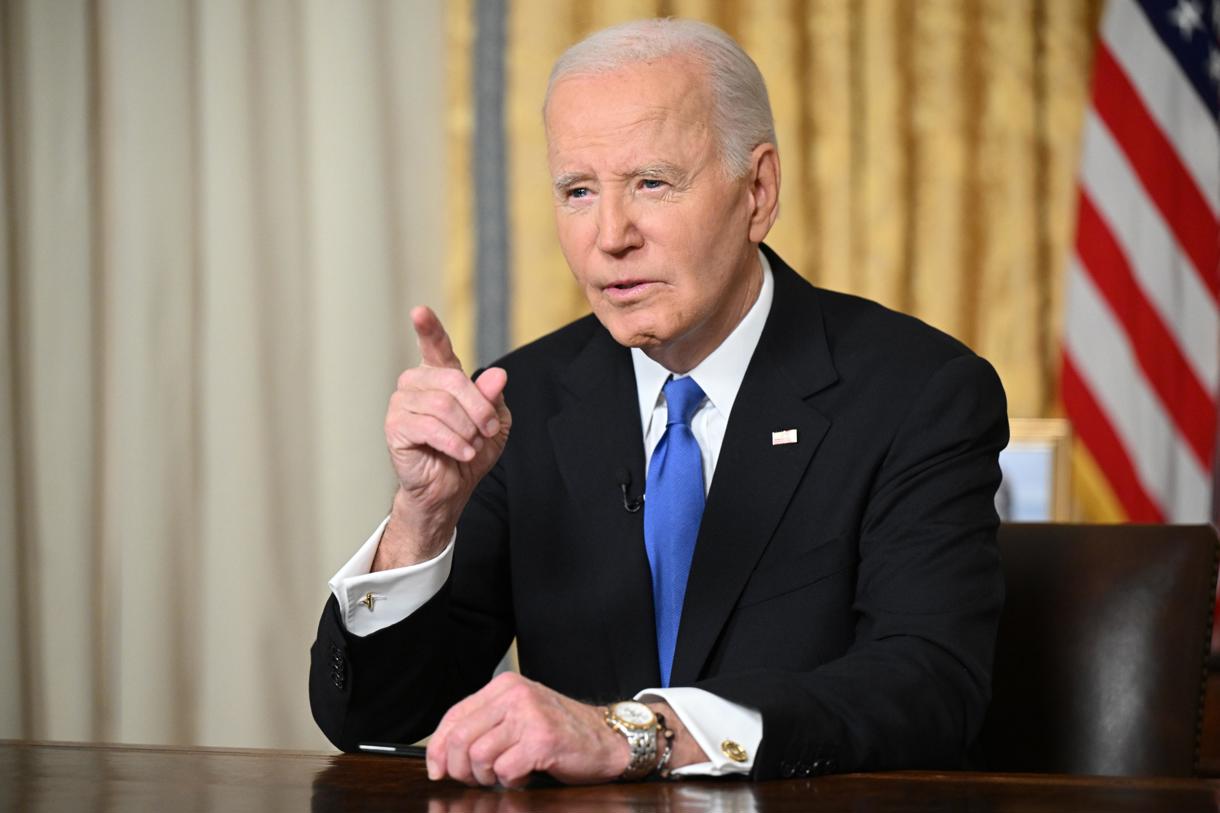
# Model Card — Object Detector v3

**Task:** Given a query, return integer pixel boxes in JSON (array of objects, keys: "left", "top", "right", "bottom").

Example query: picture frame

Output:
[{"left": 996, "top": 418, "right": 1072, "bottom": 522}]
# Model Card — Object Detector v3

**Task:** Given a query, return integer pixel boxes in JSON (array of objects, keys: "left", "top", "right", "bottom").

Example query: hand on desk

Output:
[
  {"left": 426, "top": 673, "right": 707, "bottom": 787},
  {"left": 376, "top": 306, "right": 512, "bottom": 571}
]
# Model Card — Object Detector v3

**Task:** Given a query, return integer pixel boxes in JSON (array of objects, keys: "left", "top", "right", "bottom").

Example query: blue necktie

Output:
[{"left": 644, "top": 376, "right": 706, "bottom": 687}]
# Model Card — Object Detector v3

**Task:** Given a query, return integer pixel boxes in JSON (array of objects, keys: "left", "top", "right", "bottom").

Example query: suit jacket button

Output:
[{"left": 780, "top": 761, "right": 794, "bottom": 778}]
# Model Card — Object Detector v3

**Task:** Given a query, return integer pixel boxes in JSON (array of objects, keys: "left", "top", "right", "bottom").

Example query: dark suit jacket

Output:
[{"left": 310, "top": 246, "right": 1008, "bottom": 780}]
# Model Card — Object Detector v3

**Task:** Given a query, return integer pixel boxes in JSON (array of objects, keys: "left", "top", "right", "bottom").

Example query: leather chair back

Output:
[{"left": 979, "top": 523, "right": 1218, "bottom": 776}]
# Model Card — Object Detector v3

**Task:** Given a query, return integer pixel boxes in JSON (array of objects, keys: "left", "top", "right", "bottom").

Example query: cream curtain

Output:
[{"left": 1, "top": 0, "right": 447, "bottom": 748}]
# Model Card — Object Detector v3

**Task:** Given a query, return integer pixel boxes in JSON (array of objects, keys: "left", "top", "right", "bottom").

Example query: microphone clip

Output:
[
  {"left": 616, "top": 467, "right": 644, "bottom": 513},
  {"left": 620, "top": 482, "right": 643, "bottom": 513}
]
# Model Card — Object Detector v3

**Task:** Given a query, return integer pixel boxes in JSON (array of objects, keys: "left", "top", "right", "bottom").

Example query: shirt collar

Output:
[{"left": 631, "top": 249, "right": 775, "bottom": 429}]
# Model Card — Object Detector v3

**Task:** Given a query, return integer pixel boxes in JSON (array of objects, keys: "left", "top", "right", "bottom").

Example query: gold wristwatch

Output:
[{"left": 603, "top": 701, "right": 659, "bottom": 781}]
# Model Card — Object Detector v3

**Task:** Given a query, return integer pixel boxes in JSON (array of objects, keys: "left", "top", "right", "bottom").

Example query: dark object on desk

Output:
[
  {"left": 979, "top": 523, "right": 1219, "bottom": 777},
  {"left": 358, "top": 743, "right": 427, "bottom": 758}
]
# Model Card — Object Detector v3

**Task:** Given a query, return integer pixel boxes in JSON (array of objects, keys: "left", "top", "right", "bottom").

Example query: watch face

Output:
[{"left": 611, "top": 701, "right": 655, "bottom": 728}]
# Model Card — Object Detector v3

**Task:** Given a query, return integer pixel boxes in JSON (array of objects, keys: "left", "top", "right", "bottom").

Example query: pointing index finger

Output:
[{"left": 412, "top": 306, "right": 463, "bottom": 371}]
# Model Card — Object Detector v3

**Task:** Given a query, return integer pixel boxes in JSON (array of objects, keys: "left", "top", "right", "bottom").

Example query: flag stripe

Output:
[
  {"left": 1061, "top": 351, "right": 1165, "bottom": 522},
  {"left": 1092, "top": 42, "right": 1220, "bottom": 300},
  {"left": 1075, "top": 191, "right": 1216, "bottom": 471},
  {"left": 1103, "top": 0, "right": 1220, "bottom": 214},
  {"left": 1063, "top": 0, "right": 1219, "bottom": 526},
  {"left": 1078, "top": 110, "right": 1219, "bottom": 395},
  {"left": 1063, "top": 264, "right": 1211, "bottom": 519},
  {"left": 1132, "top": 0, "right": 1220, "bottom": 123}
]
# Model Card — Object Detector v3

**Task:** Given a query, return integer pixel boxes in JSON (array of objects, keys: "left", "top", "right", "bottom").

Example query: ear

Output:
[{"left": 745, "top": 142, "right": 781, "bottom": 244}]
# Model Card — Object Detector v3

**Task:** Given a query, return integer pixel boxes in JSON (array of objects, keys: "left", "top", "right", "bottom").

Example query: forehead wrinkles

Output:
[
  {"left": 547, "top": 101, "right": 716, "bottom": 178},
  {"left": 545, "top": 57, "right": 716, "bottom": 167}
]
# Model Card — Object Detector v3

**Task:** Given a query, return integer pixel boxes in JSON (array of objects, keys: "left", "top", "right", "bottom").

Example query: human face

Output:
[{"left": 545, "top": 56, "right": 778, "bottom": 373}]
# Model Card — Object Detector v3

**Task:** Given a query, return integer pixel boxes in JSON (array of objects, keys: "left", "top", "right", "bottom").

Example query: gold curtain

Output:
[{"left": 447, "top": 0, "right": 1119, "bottom": 519}]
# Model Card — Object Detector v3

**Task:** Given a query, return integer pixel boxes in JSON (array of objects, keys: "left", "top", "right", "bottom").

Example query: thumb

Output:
[{"left": 474, "top": 367, "right": 509, "bottom": 417}]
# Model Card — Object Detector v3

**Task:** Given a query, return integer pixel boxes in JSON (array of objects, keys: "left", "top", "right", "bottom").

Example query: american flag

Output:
[{"left": 1061, "top": 0, "right": 1220, "bottom": 523}]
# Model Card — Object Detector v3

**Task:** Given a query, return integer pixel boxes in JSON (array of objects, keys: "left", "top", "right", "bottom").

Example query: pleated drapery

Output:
[
  {"left": 1, "top": 0, "right": 447, "bottom": 749},
  {"left": 445, "top": 0, "right": 1105, "bottom": 427}
]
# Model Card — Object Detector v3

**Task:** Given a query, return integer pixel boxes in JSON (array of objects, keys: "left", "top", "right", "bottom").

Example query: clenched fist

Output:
[{"left": 374, "top": 306, "right": 512, "bottom": 571}]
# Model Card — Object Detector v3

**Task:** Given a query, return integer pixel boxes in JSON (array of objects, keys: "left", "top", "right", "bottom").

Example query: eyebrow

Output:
[
  {"left": 634, "top": 162, "right": 687, "bottom": 180},
  {"left": 552, "top": 162, "right": 689, "bottom": 194},
  {"left": 552, "top": 172, "right": 589, "bottom": 193}
]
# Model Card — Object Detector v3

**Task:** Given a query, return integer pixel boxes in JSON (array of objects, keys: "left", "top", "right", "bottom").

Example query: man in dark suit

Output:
[{"left": 310, "top": 19, "right": 1006, "bottom": 787}]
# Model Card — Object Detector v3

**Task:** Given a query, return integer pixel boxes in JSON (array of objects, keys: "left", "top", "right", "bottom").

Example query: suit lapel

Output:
[
  {"left": 546, "top": 328, "right": 661, "bottom": 693},
  {"left": 670, "top": 253, "right": 839, "bottom": 685}
]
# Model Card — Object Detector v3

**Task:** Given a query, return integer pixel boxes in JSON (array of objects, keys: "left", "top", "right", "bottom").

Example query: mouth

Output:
[{"left": 603, "top": 279, "right": 657, "bottom": 302}]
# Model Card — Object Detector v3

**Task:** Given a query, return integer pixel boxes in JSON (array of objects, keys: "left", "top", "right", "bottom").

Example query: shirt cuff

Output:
[
  {"left": 327, "top": 516, "right": 455, "bottom": 637},
  {"left": 634, "top": 686, "right": 762, "bottom": 777}
]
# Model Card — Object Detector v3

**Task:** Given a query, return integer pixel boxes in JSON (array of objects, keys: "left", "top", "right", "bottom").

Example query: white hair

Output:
[{"left": 544, "top": 18, "right": 777, "bottom": 178}]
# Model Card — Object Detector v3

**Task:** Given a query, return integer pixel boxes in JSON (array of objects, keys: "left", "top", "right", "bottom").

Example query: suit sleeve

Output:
[
  {"left": 308, "top": 462, "right": 516, "bottom": 752},
  {"left": 692, "top": 353, "right": 1008, "bottom": 779}
]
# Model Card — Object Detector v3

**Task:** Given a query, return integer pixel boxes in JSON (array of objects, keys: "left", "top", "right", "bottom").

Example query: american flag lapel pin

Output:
[{"left": 771, "top": 428, "right": 799, "bottom": 446}]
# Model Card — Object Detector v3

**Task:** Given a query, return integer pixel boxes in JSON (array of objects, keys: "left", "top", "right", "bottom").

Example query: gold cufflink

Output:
[
  {"left": 359, "top": 592, "right": 380, "bottom": 611},
  {"left": 721, "top": 739, "right": 749, "bottom": 763}
]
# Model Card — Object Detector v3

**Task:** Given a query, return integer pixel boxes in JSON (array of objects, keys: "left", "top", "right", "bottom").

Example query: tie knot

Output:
[{"left": 663, "top": 376, "right": 705, "bottom": 427}]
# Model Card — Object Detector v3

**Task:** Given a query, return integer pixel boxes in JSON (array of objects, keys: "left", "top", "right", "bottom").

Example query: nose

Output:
[{"left": 595, "top": 194, "right": 643, "bottom": 255}]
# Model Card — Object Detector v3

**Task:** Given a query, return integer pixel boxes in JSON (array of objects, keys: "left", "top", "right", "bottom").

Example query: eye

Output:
[
  {"left": 640, "top": 179, "right": 666, "bottom": 191},
  {"left": 567, "top": 186, "right": 592, "bottom": 200}
]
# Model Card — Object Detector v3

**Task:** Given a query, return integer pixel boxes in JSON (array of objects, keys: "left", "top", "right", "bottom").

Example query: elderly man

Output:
[{"left": 309, "top": 19, "right": 1007, "bottom": 787}]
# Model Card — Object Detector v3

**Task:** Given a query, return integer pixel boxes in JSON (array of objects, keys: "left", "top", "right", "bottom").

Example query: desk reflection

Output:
[
  {"left": 310, "top": 760, "right": 767, "bottom": 813},
  {"left": 10, "top": 744, "right": 1220, "bottom": 813},
  {"left": 424, "top": 782, "right": 762, "bottom": 813}
]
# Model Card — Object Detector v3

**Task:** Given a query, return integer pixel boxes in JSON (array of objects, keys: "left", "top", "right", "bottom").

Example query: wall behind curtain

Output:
[
  {"left": 446, "top": 1, "right": 1109, "bottom": 515},
  {"left": 1, "top": 0, "right": 447, "bottom": 749}
]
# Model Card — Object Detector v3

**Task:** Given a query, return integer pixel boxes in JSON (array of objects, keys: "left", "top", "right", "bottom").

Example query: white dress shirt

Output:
[{"left": 330, "top": 252, "right": 775, "bottom": 776}]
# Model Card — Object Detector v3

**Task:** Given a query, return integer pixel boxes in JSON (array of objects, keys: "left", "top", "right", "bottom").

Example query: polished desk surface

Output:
[{"left": 3, "top": 740, "right": 1220, "bottom": 812}]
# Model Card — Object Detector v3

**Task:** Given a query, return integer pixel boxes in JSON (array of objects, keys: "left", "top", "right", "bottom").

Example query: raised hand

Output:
[{"left": 374, "top": 307, "right": 511, "bottom": 570}]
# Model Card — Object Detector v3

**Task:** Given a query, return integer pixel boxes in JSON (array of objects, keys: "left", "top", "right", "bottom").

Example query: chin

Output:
[{"left": 601, "top": 319, "right": 664, "bottom": 351}]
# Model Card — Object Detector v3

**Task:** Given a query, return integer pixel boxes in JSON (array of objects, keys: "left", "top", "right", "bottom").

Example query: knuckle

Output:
[
  {"left": 496, "top": 763, "right": 528, "bottom": 788},
  {"left": 427, "top": 420, "right": 454, "bottom": 448},
  {"left": 492, "top": 671, "right": 523, "bottom": 688},
  {"left": 425, "top": 391, "right": 466, "bottom": 425},
  {"left": 447, "top": 725, "right": 471, "bottom": 750},
  {"left": 397, "top": 367, "right": 423, "bottom": 391},
  {"left": 438, "top": 368, "right": 468, "bottom": 391},
  {"left": 468, "top": 739, "right": 496, "bottom": 764},
  {"left": 504, "top": 683, "right": 534, "bottom": 706}
]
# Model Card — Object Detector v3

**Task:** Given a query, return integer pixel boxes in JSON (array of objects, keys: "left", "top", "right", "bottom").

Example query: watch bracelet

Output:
[
  {"left": 655, "top": 712, "right": 676, "bottom": 779},
  {"left": 604, "top": 707, "right": 658, "bottom": 781}
]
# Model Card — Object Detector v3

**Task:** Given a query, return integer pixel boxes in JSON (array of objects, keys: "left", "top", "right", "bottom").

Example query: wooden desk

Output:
[{"left": 3, "top": 741, "right": 1219, "bottom": 812}]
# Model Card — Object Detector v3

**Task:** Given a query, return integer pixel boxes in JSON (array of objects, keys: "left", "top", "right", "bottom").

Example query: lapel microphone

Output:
[{"left": 615, "top": 467, "right": 644, "bottom": 513}]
